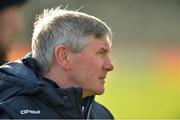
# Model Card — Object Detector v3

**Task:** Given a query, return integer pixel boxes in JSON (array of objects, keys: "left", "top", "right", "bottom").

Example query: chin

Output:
[{"left": 95, "top": 88, "right": 105, "bottom": 95}]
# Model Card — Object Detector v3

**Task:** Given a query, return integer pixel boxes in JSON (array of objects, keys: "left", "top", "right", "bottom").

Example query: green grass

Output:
[{"left": 96, "top": 68, "right": 180, "bottom": 119}]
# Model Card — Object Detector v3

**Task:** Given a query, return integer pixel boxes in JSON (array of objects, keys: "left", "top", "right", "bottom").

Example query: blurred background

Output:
[{"left": 3, "top": 0, "right": 180, "bottom": 119}]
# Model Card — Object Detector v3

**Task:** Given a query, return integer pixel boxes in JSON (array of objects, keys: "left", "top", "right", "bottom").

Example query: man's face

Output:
[{"left": 68, "top": 36, "right": 114, "bottom": 97}]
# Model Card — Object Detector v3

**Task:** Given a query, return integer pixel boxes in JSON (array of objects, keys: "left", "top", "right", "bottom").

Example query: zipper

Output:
[{"left": 86, "top": 96, "right": 95, "bottom": 119}]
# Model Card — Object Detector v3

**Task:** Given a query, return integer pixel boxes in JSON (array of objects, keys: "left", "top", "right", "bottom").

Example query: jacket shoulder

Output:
[{"left": 90, "top": 101, "right": 114, "bottom": 119}]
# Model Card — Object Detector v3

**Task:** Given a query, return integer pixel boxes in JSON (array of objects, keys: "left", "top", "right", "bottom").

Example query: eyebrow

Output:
[{"left": 98, "top": 47, "right": 109, "bottom": 53}]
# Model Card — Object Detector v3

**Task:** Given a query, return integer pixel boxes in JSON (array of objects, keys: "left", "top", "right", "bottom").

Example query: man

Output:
[
  {"left": 0, "top": 7, "right": 114, "bottom": 119},
  {"left": 0, "top": 0, "right": 28, "bottom": 65}
]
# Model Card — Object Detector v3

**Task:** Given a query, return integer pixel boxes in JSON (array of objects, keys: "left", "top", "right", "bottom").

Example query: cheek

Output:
[
  {"left": 71, "top": 54, "right": 102, "bottom": 80},
  {"left": 86, "top": 58, "right": 102, "bottom": 75}
]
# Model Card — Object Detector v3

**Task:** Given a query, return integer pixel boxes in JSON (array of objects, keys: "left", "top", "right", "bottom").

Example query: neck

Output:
[
  {"left": 44, "top": 65, "right": 93, "bottom": 99},
  {"left": 44, "top": 66, "right": 77, "bottom": 89},
  {"left": 44, "top": 73, "right": 92, "bottom": 99}
]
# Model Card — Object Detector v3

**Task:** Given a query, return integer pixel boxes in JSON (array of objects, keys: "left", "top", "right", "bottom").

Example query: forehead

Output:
[{"left": 86, "top": 36, "right": 111, "bottom": 50}]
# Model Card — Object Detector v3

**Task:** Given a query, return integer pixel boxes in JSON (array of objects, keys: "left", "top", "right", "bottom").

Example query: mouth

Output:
[
  {"left": 98, "top": 76, "right": 106, "bottom": 81},
  {"left": 99, "top": 77, "right": 106, "bottom": 79},
  {"left": 98, "top": 73, "right": 107, "bottom": 83}
]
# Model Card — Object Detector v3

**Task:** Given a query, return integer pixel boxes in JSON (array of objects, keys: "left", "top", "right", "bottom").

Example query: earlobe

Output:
[{"left": 55, "top": 45, "right": 70, "bottom": 71}]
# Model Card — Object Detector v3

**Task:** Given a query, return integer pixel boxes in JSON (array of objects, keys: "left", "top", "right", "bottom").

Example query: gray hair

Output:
[{"left": 32, "top": 7, "right": 112, "bottom": 73}]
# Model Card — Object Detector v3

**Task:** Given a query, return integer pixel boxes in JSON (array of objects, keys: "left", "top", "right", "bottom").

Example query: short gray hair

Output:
[{"left": 32, "top": 7, "right": 112, "bottom": 73}]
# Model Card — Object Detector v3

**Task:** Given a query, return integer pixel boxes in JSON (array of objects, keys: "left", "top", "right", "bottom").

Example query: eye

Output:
[
  {"left": 97, "top": 51, "right": 106, "bottom": 56},
  {"left": 99, "top": 51, "right": 104, "bottom": 54},
  {"left": 97, "top": 48, "right": 109, "bottom": 56}
]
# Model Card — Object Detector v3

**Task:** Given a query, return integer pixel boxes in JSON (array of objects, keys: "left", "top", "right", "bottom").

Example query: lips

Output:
[
  {"left": 99, "top": 73, "right": 107, "bottom": 79},
  {"left": 99, "top": 77, "right": 106, "bottom": 84},
  {"left": 99, "top": 77, "right": 106, "bottom": 79},
  {"left": 98, "top": 75, "right": 106, "bottom": 80}
]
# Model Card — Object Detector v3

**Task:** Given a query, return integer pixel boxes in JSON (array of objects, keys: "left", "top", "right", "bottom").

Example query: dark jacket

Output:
[{"left": 0, "top": 54, "right": 114, "bottom": 119}]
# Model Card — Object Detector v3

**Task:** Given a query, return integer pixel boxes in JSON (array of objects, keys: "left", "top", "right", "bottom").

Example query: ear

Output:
[{"left": 54, "top": 45, "right": 70, "bottom": 71}]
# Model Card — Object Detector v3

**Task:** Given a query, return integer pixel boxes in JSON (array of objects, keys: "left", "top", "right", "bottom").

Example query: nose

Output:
[{"left": 103, "top": 56, "right": 114, "bottom": 71}]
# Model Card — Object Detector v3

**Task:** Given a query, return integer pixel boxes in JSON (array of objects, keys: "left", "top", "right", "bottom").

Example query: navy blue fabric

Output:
[{"left": 0, "top": 53, "right": 114, "bottom": 119}]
